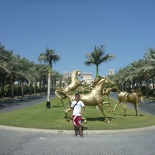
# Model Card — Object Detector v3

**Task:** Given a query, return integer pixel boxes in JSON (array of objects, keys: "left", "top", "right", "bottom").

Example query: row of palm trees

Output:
[
  {"left": 0, "top": 43, "right": 62, "bottom": 99},
  {"left": 109, "top": 48, "right": 155, "bottom": 97},
  {"left": 0, "top": 43, "right": 116, "bottom": 108},
  {"left": 0, "top": 43, "right": 118, "bottom": 98},
  {"left": 2, "top": 40, "right": 153, "bottom": 103}
]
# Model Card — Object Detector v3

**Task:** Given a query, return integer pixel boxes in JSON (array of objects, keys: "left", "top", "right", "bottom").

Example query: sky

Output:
[{"left": 0, "top": 0, "right": 155, "bottom": 78}]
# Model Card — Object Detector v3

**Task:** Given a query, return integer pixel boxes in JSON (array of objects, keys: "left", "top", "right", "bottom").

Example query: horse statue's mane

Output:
[
  {"left": 90, "top": 76, "right": 105, "bottom": 88},
  {"left": 67, "top": 70, "right": 81, "bottom": 85}
]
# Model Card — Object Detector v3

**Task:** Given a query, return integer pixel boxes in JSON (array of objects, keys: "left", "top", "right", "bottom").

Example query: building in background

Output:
[
  {"left": 62, "top": 71, "right": 93, "bottom": 85},
  {"left": 63, "top": 71, "right": 69, "bottom": 79},
  {"left": 61, "top": 71, "right": 70, "bottom": 87},
  {"left": 82, "top": 73, "right": 93, "bottom": 84},
  {"left": 108, "top": 69, "right": 114, "bottom": 76}
]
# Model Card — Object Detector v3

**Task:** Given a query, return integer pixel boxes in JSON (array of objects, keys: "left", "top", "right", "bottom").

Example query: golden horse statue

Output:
[
  {"left": 88, "top": 82, "right": 112, "bottom": 112},
  {"left": 102, "top": 86, "right": 121, "bottom": 112},
  {"left": 112, "top": 91, "right": 144, "bottom": 116},
  {"left": 65, "top": 76, "right": 113, "bottom": 123},
  {"left": 55, "top": 70, "right": 85, "bottom": 106}
]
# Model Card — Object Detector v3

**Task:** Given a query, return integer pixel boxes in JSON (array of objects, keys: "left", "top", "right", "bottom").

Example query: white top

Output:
[{"left": 71, "top": 100, "right": 85, "bottom": 116}]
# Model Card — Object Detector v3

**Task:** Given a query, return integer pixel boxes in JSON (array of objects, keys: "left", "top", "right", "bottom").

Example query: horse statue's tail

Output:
[
  {"left": 55, "top": 87, "right": 67, "bottom": 106},
  {"left": 111, "top": 85, "right": 121, "bottom": 93}
]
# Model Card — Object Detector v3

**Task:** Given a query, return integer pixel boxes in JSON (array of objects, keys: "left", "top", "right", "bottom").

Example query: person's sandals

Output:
[{"left": 74, "top": 131, "right": 78, "bottom": 137}]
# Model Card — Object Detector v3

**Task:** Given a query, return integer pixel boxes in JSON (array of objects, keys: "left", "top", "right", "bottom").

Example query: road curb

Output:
[{"left": 0, "top": 125, "right": 155, "bottom": 134}]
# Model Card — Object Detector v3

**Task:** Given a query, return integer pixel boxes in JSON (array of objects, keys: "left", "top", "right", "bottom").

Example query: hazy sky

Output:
[{"left": 0, "top": 0, "right": 155, "bottom": 78}]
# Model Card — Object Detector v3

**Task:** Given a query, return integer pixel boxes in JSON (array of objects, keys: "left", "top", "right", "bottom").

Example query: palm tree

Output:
[
  {"left": 54, "top": 71, "right": 63, "bottom": 88},
  {"left": 0, "top": 43, "right": 10, "bottom": 74},
  {"left": 38, "top": 48, "right": 60, "bottom": 108},
  {"left": 136, "top": 48, "right": 155, "bottom": 96},
  {"left": 84, "top": 45, "right": 115, "bottom": 77},
  {"left": 34, "top": 64, "right": 48, "bottom": 95},
  {"left": 124, "top": 61, "right": 142, "bottom": 92},
  {"left": 17, "top": 58, "right": 36, "bottom": 97},
  {"left": 0, "top": 44, "right": 11, "bottom": 96},
  {"left": 0, "top": 46, "right": 20, "bottom": 98}
]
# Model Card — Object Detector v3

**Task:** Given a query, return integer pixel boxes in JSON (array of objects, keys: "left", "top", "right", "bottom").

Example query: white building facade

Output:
[{"left": 82, "top": 73, "right": 93, "bottom": 84}]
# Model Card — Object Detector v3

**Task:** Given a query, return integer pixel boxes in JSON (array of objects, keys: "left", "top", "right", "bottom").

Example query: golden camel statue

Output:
[
  {"left": 55, "top": 70, "right": 85, "bottom": 106},
  {"left": 65, "top": 76, "right": 113, "bottom": 123},
  {"left": 112, "top": 91, "right": 144, "bottom": 116}
]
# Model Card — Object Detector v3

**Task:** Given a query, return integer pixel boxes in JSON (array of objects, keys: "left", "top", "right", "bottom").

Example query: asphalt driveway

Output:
[{"left": 0, "top": 94, "right": 54, "bottom": 113}]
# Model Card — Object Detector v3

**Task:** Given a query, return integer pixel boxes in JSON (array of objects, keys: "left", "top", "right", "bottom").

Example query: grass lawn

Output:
[{"left": 0, "top": 97, "right": 155, "bottom": 130}]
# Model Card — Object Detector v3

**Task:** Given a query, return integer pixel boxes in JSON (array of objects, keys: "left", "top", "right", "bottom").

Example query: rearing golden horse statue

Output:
[
  {"left": 65, "top": 76, "right": 113, "bottom": 123},
  {"left": 55, "top": 70, "right": 85, "bottom": 106}
]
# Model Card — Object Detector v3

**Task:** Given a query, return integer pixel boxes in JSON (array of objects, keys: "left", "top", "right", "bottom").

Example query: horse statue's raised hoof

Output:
[
  {"left": 111, "top": 109, "right": 114, "bottom": 112},
  {"left": 108, "top": 108, "right": 112, "bottom": 112},
  {"left": 104, "top": 119, "right": 110, "bottom": 123},
  {"left": 83, "top": 119, "right": 87, "bottom": 124}
]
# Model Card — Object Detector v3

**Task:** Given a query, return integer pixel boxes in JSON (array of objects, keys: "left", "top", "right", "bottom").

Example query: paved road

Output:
[
  {"left": 0, "top": 92, "right": 155, "bottom": 155},
  {"left": 0, "top": 94, "right": 55, "bottom": 113},
  {"left": 0, "top": 126, "right": 155, "bottom": 155}
]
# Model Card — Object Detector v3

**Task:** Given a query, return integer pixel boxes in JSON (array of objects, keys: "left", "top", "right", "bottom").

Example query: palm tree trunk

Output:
[
  {"left": 96, "top": 65, "right": 99, "bottom": 77},
  {"left": 9, "top": 79, "right": 15, "bottom": 98},
  {"left": 152, "top": 79, "right": 155, "bottom": 90},
  {"left": 1, "top": 81, "right": 5, "bottom": 97},
  {"left": 21, "top": 81, "right": 24, "bottom": 97},
  {"left": 39, "top": 80, "right": 41, "bottom": 95},
  {"left": 46, "top": 71, "right": 51, "bottom": 108},
  {"left": 146, "top": 79, "right": 149, "bottom": 98},
  {"left": 10, "top": 73, "right": 15, "bottom": 98},
  {"left": 43, "top": 79, "right": 46, "bottom": 93},
  {"left": 34, "top": 81, "right": 37, "bottom": 94},
  {"left": 29, "top": 82, "right": 32, "bottom": 96}
]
